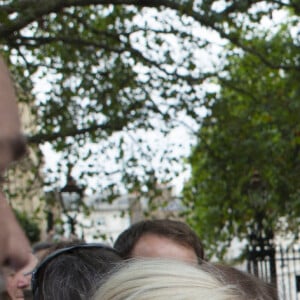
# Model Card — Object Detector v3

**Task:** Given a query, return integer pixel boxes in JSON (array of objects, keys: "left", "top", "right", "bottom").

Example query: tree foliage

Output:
[
  {"left": 1, "top": 0, "right": 213, "bottom": 195},
  {"left": 14, "top": 209, "right": 41, "bottom": 244},
  {"left": 183, "top": 20, "right": 300, "bottom": 258},
  {"left": 1, "top": 1, "right": 300, "bottom": 229}
]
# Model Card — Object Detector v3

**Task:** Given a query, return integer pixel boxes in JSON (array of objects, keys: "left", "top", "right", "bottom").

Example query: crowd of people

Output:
[
  {"left": 1, "top": 219, "right": 278, "bottom": 299},
  {"left": 0, "top": 56, "right": 279, "bottom": 299}
]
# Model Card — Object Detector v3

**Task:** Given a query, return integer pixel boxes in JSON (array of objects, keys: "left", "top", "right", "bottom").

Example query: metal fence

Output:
[{"left": 247, "top": 244, "right": 300, "bottom": 300}]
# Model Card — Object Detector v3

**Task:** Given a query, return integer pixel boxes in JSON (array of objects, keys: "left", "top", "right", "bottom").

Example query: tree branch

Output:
[
  {"left": 1, "top": 0, "right": 297, "bottom": 72},
  {"left": 27, "top": 121, "right": 124, "bottom": 144}
]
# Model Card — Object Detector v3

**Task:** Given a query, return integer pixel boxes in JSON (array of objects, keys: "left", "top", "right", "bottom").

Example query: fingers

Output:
[{"left": 0, "top": 192, "right": 31, "bottom": 271}]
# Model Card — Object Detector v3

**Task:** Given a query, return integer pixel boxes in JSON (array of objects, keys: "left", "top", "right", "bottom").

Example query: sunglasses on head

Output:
[{"left": 31, "top": 243, "right": 119, "bottom": 299}]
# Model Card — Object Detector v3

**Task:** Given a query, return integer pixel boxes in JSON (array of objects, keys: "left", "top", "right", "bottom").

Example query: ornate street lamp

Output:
[
  {"left": 59, "top": 171, "right": 84, "bottom": 236},
  {"left": 246, "top": 170, "right": 277, "bottom": 286}
]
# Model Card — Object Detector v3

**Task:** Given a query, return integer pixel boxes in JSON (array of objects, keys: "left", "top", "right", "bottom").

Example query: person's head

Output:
[
  {"left": 0, "top": 56, "right": 26, "bottom": 176},
  {"left": 32, "top": 239, "right": 83, "bottom": 262},
  {"left": 201, "top": 263, "right": 278, "bottom": 300},
  {"left": 114, "top": 219, "right": 204, "bottom": 264},
  {"left": 4, "top": 253, "right": 37, "bottom": 300},
  {"left": 31, "top": 243, "right": 121, "bottom": 300},
  {"left": 32, "top": 242, "right": 54, "bottom": 262},
  {"left": 92, "top": 258, "right": 243, "bottom": 300},
  {"left": 0, "top": 56, "right": 31, "bottom": 287}
]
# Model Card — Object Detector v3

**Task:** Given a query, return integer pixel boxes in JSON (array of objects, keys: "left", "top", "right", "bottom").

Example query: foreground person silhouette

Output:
[{"left": 0, "top": 56, "right": 31, "bottom": 296}]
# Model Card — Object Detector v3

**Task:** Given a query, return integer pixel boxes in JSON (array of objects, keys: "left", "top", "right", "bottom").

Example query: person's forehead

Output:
[
  {"left": 137, "top": 233, "right": 187, "bottom": 247},
  {"left": 135, "top": 233, "right": 194, "bottom": 254},
  {"left": 132, "top": 233, "right": 198, "bottom": 264}
]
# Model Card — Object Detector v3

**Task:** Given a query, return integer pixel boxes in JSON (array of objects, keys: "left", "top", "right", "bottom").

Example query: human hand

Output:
[{"left": 0, "top": 192, "right": 31, "bottom": 272}]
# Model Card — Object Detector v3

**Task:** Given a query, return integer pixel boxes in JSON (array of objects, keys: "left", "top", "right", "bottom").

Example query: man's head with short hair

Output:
[
  {"left": 32, "top": 241, "right": 55, "bottom": 262},
  {"left": 114, "top": 219, "right": 204, "bottom": 264},
  {"left": 32, "top": 242, "right": 122, "bottom": 300}
]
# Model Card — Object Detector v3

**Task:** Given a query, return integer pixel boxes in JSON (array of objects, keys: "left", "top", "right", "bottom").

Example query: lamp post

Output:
[
  {"left": 246, "top": 170, "right": 277, "bottom": 286},
  {"left": 59, "top": 171, "right": 84, "bottom": 236}
]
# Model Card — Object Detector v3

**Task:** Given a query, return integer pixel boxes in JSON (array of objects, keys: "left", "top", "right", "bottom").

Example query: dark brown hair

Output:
[
  {"left": 201, "top": 262, "right": 278, "bottom": 300},
  {"left": 114, "top": 219, "right": 205, "bottom": 261}
]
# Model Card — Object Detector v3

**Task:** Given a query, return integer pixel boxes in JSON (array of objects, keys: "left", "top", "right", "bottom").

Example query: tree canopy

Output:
[
  {"left": 1, "top": 1, "right": 300, "bottom": 242},
  {"left": 14, "top": 209, "right": 41, "bottom": 243},
  {"left": 1, "top": 0, "right": 217, "bottom": 195},
  {"left": 183, "top": 19, "right": 300, "bottom": 258}
]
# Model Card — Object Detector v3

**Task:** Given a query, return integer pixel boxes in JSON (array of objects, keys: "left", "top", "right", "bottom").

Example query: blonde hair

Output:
[{"left": 93, "top": 259, "right": 243, "bottom": 300}]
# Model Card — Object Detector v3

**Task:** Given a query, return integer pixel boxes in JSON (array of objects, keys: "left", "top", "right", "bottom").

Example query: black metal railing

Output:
[{"left": 247, "top": 244, "right": 300, "bottom": 300}]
